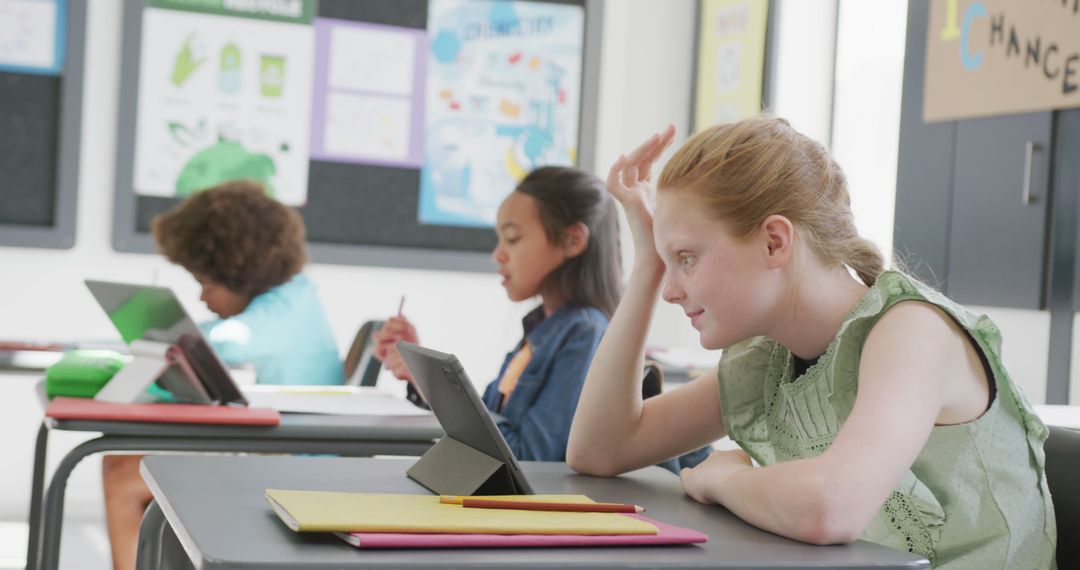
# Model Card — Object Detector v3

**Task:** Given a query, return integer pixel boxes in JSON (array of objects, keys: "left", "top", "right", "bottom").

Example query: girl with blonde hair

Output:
[{"left": 568, "top": 116, "right": 1056, "bottom": 568}]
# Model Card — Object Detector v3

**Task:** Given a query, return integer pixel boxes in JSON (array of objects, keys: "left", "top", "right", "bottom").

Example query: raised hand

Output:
[{"left": 605, "top": 124, "right": 677, "bottom": 267}]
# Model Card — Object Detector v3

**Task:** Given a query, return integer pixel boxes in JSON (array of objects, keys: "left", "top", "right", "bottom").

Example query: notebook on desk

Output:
[
  {"left": 264, "top": 490, "right": 656, "bottom": 535},
  {"left": 333, "top": 514, "right": 708, "bottom": 549}
]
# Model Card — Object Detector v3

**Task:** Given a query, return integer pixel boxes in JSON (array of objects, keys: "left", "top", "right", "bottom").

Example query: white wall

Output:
[
  {"left": 769, "top": 0, "right": 838, "bottom": 146},
  {"left": 596, "top": 0, "right": 714, "bottom": 353},
  {"left": 832, "top": 0, "right": 906, "bottom": 259}
]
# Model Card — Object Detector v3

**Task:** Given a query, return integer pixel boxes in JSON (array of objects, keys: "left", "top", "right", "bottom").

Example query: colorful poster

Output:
[
  {"left": 419, "top": 0, "right": 585, "bottom": 228},
  {"left": 924, "top": 0, "right": 1080, "bottom": 122},
  {"left": 0, "top": 0, "right": 65, "bottom": 75},
  {"left": 309, "top": 19, "right": 426, "bottom": 168},
  {"left": 132, "top": 1, "right": 315, "bottom": 205},
  {"left": 693, "top": 0, "right": 768, "bottom": 131}
]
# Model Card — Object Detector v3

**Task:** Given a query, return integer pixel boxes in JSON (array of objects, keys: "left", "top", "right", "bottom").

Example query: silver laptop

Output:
[{"left": 85, "top": 279, "right": 247, "bottom": 406}]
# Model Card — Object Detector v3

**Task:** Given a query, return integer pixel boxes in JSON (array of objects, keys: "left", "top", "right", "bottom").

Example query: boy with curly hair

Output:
[
  {"left": 102, "top": 180, "right": 342, "bottom": 570},
  {"left": 151, "top": 179, "right": 342, "bottom": 385}
]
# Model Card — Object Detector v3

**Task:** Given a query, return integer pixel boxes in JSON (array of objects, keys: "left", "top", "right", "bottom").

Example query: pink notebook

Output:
[{"left": 335, "top": 514, "right": 707, "bottom": 549}]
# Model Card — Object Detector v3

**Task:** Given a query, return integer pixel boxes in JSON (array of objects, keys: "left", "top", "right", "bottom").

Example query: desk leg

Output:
[
  {"left": 35, "top": 434, "right": 435, "bottom": 570},
  {"left": 26, "top": 422, "right": 48, "bottom": 570},
  {"left": 38, "top": 437, "right": 138, "bottom": 570},
  {"left": 136, "top": 500, "right": 193, "bottom": 570},
  {"left": 135, "top": 500, "right": 164, "bottom": 570}
]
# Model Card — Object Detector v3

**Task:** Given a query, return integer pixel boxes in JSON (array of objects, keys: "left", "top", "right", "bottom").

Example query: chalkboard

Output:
[
  {"left": 0, "top": 0, "right": 84, "bottom": 249},
  {"left": 112, "top": 0, "right": 602, "bottom": 272}
]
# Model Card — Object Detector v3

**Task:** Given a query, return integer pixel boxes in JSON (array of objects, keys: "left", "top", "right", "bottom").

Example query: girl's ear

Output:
[
  {"left": 760, "top": 214, "right": 794, "bottom": 269},
  {"left": 561, "top": 222, "right": 590, "bottom": 259}
]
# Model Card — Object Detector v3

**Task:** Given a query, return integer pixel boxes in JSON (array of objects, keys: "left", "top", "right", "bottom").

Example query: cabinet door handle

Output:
[{"left": 1022, "top": 141, "right": 1042, "bottom": 205}]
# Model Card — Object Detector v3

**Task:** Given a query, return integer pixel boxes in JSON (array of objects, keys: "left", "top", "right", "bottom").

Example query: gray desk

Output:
[
  {"left": 138, "top": 455, "right": 929, "bottom": 569},
  {"left": 27, "top": 413, "right": 442, "bottom": 570}
]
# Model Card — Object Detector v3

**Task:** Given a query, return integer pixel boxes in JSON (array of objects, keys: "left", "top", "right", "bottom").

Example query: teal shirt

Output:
[{"left": 199, "top": 274, "right": 343, "bottom": 386}]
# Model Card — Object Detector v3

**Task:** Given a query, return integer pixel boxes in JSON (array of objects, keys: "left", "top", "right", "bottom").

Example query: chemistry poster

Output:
[{"left": 419, "top": 0, "right": 585, "bottom": 228}]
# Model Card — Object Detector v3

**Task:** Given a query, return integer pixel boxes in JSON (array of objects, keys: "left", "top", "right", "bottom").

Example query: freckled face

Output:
[{"left": 652, "top": 191, "right": 780, "bottom": 349}]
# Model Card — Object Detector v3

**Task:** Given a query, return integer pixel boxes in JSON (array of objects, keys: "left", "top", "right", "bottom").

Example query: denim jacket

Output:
[{"left": 481, "top": 304, "right": 608, "bottom": 462}]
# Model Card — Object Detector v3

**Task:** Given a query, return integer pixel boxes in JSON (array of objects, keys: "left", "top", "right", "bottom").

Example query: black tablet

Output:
[
  {"left": 85, "top": 279, "right": 247, "bottom": 406},
  {"left": 397, "top": 342, "right": 533, "bottom": 494}
]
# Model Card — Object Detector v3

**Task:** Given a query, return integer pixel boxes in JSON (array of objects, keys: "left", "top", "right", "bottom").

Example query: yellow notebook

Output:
[{"left": 264, "top": 490, "right": 657, "bottom": 535}]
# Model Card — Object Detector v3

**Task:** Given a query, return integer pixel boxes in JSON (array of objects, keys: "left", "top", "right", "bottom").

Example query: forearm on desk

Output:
[{"left": 710, "top": 457, "right": 871, "bottom": 545}]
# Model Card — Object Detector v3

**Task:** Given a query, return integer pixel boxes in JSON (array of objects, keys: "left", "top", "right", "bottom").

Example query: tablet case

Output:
[
  {"left": 397, "top": 342, "right": 533, "bottom": 496},
  {"left": 94, "top": 339, "right": 212, "bottom": 404},
  {"left": 407, "top": 435, "right": 522, "bottom": 496}
]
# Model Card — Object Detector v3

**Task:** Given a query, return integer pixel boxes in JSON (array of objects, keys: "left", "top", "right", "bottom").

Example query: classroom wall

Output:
[
  {"left": 0, "top": 0, "right": 712, "bottom": 526},
  {"left": 0, "top": 0, "right": 859, "bottom": 388},
  {"left": 2, "top": 0, "right": 1065, "bottom": 540}
]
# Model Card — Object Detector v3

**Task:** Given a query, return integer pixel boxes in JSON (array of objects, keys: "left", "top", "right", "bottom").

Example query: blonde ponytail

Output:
[{"left": 658, "top": 115, "right": 884, "bottom": 285}]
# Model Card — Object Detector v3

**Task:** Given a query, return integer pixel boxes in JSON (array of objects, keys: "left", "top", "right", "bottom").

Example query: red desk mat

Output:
[{"left": 46, "top": 397, "right": 280, "bottom": 426}]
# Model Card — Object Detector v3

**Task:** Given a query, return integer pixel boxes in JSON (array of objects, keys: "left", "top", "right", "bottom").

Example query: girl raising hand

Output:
[{"left": 569, "top": 116, "right": 1056, "bottom": 568}]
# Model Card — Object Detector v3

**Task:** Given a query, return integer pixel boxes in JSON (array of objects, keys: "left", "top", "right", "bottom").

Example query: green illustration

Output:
[
  {"left": 219, "top": 41, "right": 242, "bottom": 94},
  {"left": 259, "top": 54, "right": 285, "bottom": 97},
  {"left": 171, "top": 32, "right": 207, "bottom": 87},
  {"left": 174, "top": 141, "right": 277, "bottom": 197},
  {"left": 166, "top": 120, "right": 206, "bottom": 145}
]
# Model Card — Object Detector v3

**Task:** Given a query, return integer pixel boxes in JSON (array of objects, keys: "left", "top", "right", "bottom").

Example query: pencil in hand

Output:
[{"left": 439, "top": 496, "right": 645, "bottom": 513}]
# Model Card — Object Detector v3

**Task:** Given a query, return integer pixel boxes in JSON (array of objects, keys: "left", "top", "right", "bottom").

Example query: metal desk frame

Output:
[{"left": 26, "top": 414, "right": 441, "bottom": 570}]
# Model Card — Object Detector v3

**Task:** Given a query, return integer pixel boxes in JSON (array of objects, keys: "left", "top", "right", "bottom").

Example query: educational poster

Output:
[
  {"left": 693, "top": 0, "right": 768, "bottom": 131},
  {"left": 419, "top": 0, "right": 585, "bottom": 228},
  {"left": 0, "top": 0, "right": 65, "bottom": 75},
  {"left": 924, "top": 0, "right": 1080, "bottom": 122},
  {"left": 131, "top": 0, "right": 315, "bottom": 205},
  {"left": 309, "top": 19, "right": 426, "bottom": 168}
]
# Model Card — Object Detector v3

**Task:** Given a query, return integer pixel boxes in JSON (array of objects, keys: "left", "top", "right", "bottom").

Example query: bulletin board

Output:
[
  {"left": 690, "top": 0, "right": 774, "bottom": 132},
  {"left": 111, "top": 0, "right": 602, "bottom": 272},
  {"left": 0, "top": 0, "right": 84, "bottom": 249}
]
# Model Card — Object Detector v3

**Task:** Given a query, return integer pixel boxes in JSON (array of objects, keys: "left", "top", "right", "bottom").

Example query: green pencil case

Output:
[{"left": 45, "top": 349, "right": 127, "bottom": 399}]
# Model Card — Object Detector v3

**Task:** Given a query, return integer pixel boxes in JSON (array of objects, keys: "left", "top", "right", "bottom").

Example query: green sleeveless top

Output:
[{"left": 716, "top": 271, "right": 1057, "bottom": 568}]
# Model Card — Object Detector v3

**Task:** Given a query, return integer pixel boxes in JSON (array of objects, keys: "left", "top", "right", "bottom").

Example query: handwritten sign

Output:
[{"left": 924, "top": 0, "right": 1080, "bottom": 122}]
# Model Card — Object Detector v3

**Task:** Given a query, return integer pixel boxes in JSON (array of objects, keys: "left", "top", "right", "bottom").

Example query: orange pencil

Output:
[{"left": 441, "top": 496, "right": 645, "bottom": 513}]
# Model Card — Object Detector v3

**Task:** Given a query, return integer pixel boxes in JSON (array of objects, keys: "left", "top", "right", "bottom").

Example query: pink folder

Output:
[
  {"left": 46, "top": 397, "right": 281, "bottom": 426},
  {"left": 335, "top": 514, "right": 707, "bottom": 549}
]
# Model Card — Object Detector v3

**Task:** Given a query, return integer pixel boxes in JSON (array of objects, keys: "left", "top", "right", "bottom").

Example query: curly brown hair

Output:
[{"left": 151, "top": 180, "right": 307, "bottom": 297}]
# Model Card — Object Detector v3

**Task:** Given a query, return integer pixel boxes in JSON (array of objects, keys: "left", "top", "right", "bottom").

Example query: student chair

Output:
[
  {"left": 343, "top": 320, "right": 384, "bottom": 387},
  {"left": 1046, "top": 425, "right": 1080, "bottom": 568}
]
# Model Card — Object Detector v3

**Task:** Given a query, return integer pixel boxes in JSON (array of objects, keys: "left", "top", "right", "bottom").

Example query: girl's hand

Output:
[
  {"left": 679, "top": 449, "right": 754, "bottom": 505},
  {"left": 372, "top": 316, "right": 419, "bottom": 382},
  {"left": 605, "top": 124, "right": 677, "bottom": 268}
]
